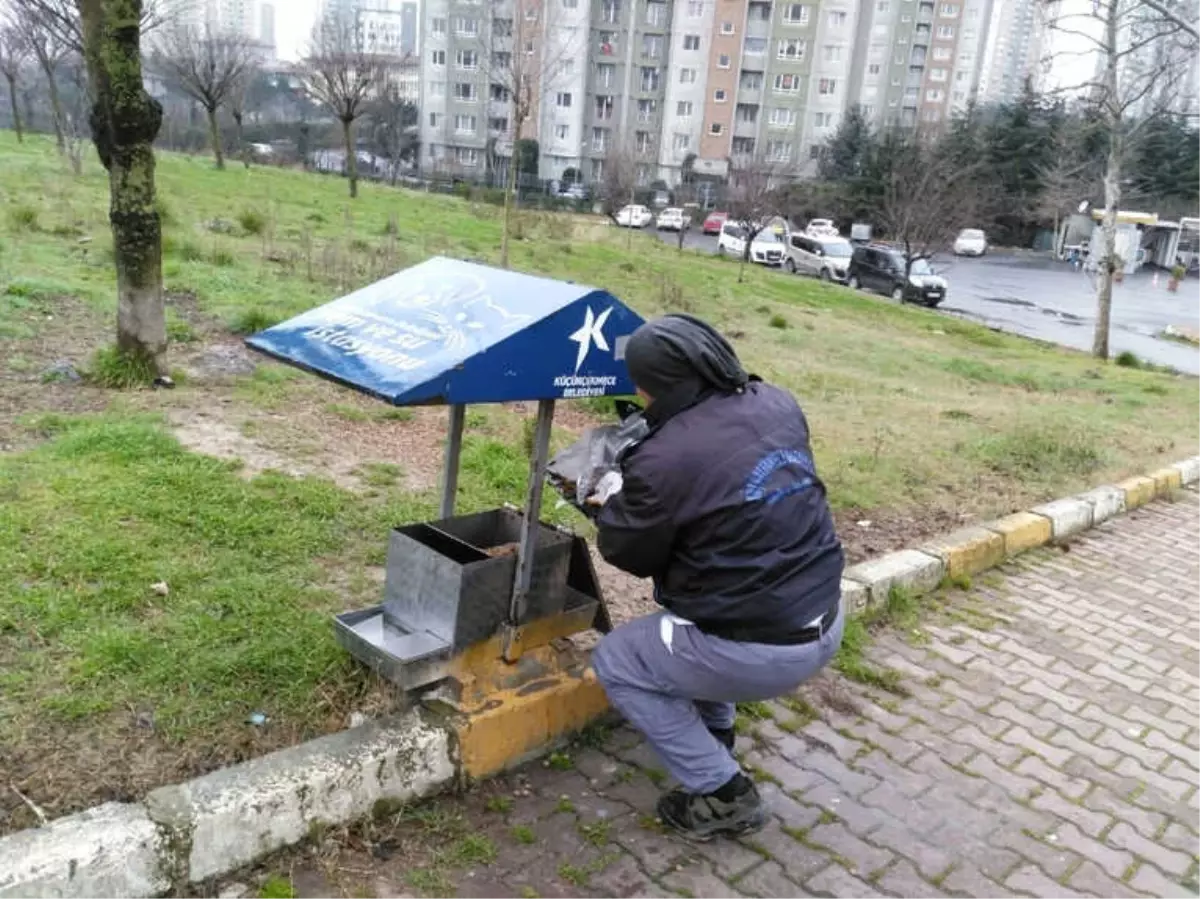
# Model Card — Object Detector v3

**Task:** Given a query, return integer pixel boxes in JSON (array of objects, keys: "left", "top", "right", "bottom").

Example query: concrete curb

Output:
[
  {"left": 0, "top": 710, "right": 456, "bottom": 899},
  {"left": 843, "top": 455, "right": 1200, "bottom": 612},
  {"left": 2, "top": 455, "right": 1198, "bottom": 897}
]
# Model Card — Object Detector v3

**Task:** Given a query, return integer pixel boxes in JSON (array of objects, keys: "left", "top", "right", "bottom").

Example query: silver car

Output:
[{"left": 784, "top": 234, "right": 855, "bottom": 282}]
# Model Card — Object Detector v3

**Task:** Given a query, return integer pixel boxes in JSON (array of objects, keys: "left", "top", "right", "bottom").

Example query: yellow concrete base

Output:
[
  {"left": 922, "top": 526, "right": 1007, "bottom": 578},
  {"left": 1118, "top": 476, "right": 1157, "bottom": 509},
  {"left": 453, "top": 669, "right": 610, "bottom": 780},
  {"left": 1148, "top": 467, "right": 1183, "bottom": 497},
  {"left": 985, "top": 513, "right": 1053, "bottom": 557}
]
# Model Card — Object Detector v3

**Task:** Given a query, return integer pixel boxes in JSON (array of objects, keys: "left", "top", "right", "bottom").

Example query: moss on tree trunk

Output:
[{"left": 79, "top": 0, "right": 167, "bottom": 376}]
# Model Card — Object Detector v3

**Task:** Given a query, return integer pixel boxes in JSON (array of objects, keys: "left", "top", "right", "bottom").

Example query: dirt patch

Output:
[{"left": 833, "top": 504, "right": 970, "bottom": 565}]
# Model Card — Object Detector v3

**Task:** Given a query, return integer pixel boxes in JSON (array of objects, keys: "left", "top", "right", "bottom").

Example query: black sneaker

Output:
[
  {"left": 656, "top": 778, "right": 767, "bottom": 841},
  {"left": 709, "top": 727, "right": 736, "bottom": 752}
]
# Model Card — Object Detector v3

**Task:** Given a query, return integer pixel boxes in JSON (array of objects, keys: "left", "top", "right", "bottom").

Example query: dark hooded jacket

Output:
[{"left": 596, "top": 315, "right": 844, "bottom": 644}]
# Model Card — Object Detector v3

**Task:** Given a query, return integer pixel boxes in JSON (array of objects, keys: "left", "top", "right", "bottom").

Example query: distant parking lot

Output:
[{"left": 644, "top": 226, "right": 1199, "bottom": 373}]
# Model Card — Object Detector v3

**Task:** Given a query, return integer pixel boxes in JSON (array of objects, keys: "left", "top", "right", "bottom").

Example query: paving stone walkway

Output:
[{"left": 275, "top": 491, "right": 1200, "bottom": 899}]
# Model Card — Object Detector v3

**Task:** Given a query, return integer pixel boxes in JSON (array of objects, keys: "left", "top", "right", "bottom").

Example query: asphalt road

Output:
[{"left": 646, "top": 227, "right": 1200, "bottom": 374}]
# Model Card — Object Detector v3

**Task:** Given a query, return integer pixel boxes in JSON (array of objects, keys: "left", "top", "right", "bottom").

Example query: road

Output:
[{"left": 649, "top": 228, "right": 1200, "bottom": 374}]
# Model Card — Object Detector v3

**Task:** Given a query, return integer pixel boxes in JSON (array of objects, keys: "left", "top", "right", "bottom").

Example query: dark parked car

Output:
[{"left": 846, "top": 245, "right": 948, "bottom": 307}]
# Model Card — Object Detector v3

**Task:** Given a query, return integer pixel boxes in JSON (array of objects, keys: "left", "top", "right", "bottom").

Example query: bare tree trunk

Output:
[
  {"left": 205, "top": 105, "right": 224, "bottom": 169},
  {"left": 233, "top": 112, "right": 249, "bottom": 168},
  {"left": 341, "top": 117, "right": 358, "bottom": 198},
  {"left": 500, "top": 145, "right": 518, "bottom": 268},
  {"left": 4, "top": 74, "right": 22, "bottom": 142},
  {"left": 35, "top": 49, "right": 66, "bottom": 153},
  {"left": 1093, "top": 0, "right": 1121, "bottom": 361},
  {"left": 79, "top": 0, "right": 168, "bottom": 377},
  {"left": 1094, "top": 133, "right": 1121, "bottom": 360}
]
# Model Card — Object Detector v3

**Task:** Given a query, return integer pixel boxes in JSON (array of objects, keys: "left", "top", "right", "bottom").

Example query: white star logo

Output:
[{"left": 568, "top": 306, "right": 613, "bottom": 373}]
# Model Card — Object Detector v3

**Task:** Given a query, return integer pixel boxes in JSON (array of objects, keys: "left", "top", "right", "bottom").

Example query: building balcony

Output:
[{"left": 734, "top": 118, "right": 759, "bottom": 138}]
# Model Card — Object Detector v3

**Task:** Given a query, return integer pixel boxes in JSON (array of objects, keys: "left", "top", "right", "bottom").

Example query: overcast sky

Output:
[{"left": 275, "top": 0, "right": 322, "bottom": 61}]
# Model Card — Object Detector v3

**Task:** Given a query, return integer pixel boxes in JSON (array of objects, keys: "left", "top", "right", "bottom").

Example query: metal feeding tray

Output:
[
  {"left": 333, "top": 508, "right": 609, "bottom": 690},
  {"left": 245, "top": 256, "right": 645, "bottom": 689}
]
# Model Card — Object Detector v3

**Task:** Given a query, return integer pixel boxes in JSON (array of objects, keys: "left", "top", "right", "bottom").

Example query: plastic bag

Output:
[{"left": 546, "top": 410, "right": 648, "bottom": 515}]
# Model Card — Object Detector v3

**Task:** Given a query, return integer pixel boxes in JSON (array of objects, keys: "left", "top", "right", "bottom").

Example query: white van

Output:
[
  {"left": 785, "top": 233, "right": 855, "bottom": 282},
  {"left": 718, "top": 222, "right": 784, "bottom": 266}
]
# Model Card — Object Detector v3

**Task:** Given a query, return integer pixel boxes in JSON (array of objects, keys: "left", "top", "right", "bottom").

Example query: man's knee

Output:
[{"left": 590, "top": 616, "right": 650, "bottom": 690}]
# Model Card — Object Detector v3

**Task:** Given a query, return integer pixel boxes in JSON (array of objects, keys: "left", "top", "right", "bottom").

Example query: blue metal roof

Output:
[{"left": 244, "top": 256, "right": 646, "bottom": 405}]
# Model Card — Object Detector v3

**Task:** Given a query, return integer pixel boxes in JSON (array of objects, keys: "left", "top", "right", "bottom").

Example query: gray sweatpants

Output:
[{"left": 592, "top": 602, "right": 844, "bottom": 794}]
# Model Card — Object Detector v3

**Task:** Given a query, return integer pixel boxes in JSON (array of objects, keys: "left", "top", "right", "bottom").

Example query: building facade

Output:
[{"left": 410, "top": 0, "right": 1057, "bottom": 186}]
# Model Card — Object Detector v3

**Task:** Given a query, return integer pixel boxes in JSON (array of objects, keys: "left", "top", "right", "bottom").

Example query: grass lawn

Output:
[{"left": 1, "top": 131, "right": 1196, "bottom": 828}]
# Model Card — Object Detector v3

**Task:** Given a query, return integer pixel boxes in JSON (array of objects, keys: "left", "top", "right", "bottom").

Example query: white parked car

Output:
[
  {"left": 805, "top": 218, "right": 840, "bottom": 238},
  {"left": 954, "top": 228, "right": 988, "bottom": 256},
  {"left": 615, "top": 204, "right": 653, "bottom": 228},
  {"left": 655, "top": 207, "right": 691, "bottom": 231},
  {"left": 785, "top": 233, "right": 854, "bottom": 282},
  {"left": 717, "top": 222, "right": 785, "bottom": 266}
]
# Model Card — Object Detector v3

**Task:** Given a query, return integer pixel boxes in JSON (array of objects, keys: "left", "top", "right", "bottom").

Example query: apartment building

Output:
[
  {"left": 977, "top": 0, "right": 1046, "bottom": 105},
  {"left": 412, "top": 0, "right": 1051, "bottom": 186}
]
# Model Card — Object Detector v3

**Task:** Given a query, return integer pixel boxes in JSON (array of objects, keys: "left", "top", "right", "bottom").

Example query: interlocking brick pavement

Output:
[{"left": 273, "top": 491, "right": 1200, "bottom": 899}]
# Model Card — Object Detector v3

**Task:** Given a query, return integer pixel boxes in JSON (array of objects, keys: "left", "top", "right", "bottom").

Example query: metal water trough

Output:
[{"left": 245, "top": 256, "right": 644, "bottom": 690}]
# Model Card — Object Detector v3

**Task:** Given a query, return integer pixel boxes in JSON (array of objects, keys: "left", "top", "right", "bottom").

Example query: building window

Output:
[
  {"left": 815, "top": 112, "right": 832, "bottom": 126},
  {"left": 867, "top": 62, "right": 881, "bottom": 74},
  {"left": 677, "top": 100, "right": 693, "bottom": 117},
  {"left": 490, "top": 83, "right": 510, "bottom": 101},
  {"left": 637, "top": 98, "right": 657, "bottom": 121},
  {"left": 524, "top": 39, "right": 535, "bottom": 54},
  {"left": 783, "top": 3, "right": 810, "bottom": 24},
  {"left": 673, "top": 132, "right": 690, "bottom": 151},
  {"left": 454, "top": 82, "right": 477, "bottom": 101},
  {"left": 591, "top": 127, "right": 609, "bottom": 151},
  {"left": 877, "top": 0, "right": 890, "bottom": 9},
  {"left": 429, "top": 112, "right": 441, "bottom": 128},
  {"left": 818, "top": 77, "right": 837, "bottom": 95},
  {"left": 940, "top": 3, "right": 959, "bottom": 14},
  {"left": 563, "top": 0, "right": 578, "bottom": 7},
  {"left": 493, "top": 17, "right": 513, "bottom": 36},
  {"left": 717, "top": 53, "right": 731, "bottom": 68},
  {"left": 636, "top": 131, "right": 653, "bottom": 152},
  {"left": 721, "top": 20, "right": 735, "bottom": 34},
  {"left": 936, "top": 24, "right": 955, "bottom": 37},
  {"left": 456, "top": 50, "right": 477, "bottom": 70},
  {"left": 524, "top": 5, "right": 538, "bottom": 19},
  {"left": 430, "top": 81, "right": 445, "bottom": 97},
  {"left": 431, "top": 49, "right": 445, "bottom": 66},
  {"left": 714, "top": 88, "right": 727, "bottom": 102},
  {"left": 590, "top": 159, "right": 604, "bottom": 180},
  {"left": 431, "top": 17, "right": 447, "bottom": 35},
  {"left": 773, "top": 72, "right": 801, "bottom": 92},
  {"left": 492, "top": 51, "right": 511, "bottom": 68},
  {"left": 769, "top": 106, "right": 795, "bottom": 127},
  {"left": 827, "top": 10, "right": 847, "bottom": 26},
  {"left": 766, "top": 140, "right": 791, "bottom": 161},
  {"left": 597, "top": 63, "right": 615, "bottom": 88},
  {"left": 640, "top": 66, "right": 660, "bottom": 91},
  {"left": 709, "top": 122, "right": 724, "bottom": 135},
  {"left": 646, "top": 1, "right": 667, "bottom": 26},
  {"left": 453, "top": 16, "right": 478, "bottom": 35},
  {"left": 809, "top": 144, "right": 821, "bottom": 159},
  {"left": 823, "top": 44, "right": 843, "bottom": 61},
  {"left": 555, "top": 123, "right": 570, "bottom": 141},
  {"left": 679, "top": 67, "right": 697, "bottom": 83},
  {"left": 777, "top": 38, "right": 806, "bottom": 60},
  {"left": 594, "top": 95, "right": 614, "bottom": 119},
  {"left": 601, "top": 0, "right": 620, "bottom": 24},
  {"left": 930, "top": 67, "right": 947, "bottom": 81},
  {"left": 556, "top": 91, "right": 572, "bottom": 108},
  {"left": 560, "top": 58, "right": 574, "bottom": 76},
  {"left": 643, "top": 34, "right": 664, "bottom": 57},
  {"left": 455, "top": 147, "right": 478, "bottom": 167},
  {"left": 926, "top": 88, "right": 944, "bottom": 101},
  {"left": 687, "top": 0, "right": 703, "bottom": 15},
  {"left": 744, "top": 37, "right": 766, "bottom": 55},
  {"left": 454, "top": 114, "right": 477, "bottom": 134},
  {"left": 933, "top": 45, "right": 951, "bottom": 58},
  {"left": 683, "top": 34, "right": 701, "bottom": 50},
  {"left": 489, "top": 116, "right": 508, "bottom": 132}
]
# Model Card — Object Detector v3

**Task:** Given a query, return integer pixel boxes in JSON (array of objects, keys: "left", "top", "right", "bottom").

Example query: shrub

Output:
[
  {"left": 87, "top": 346, "right": 158, "bottom": 389},
  {"left": 228, "top": 307, "right": 281, "bottom": 335},
  {"left": 1114, "top": 350, "right": 1141, "bottom": 369},
  {"left": 8, "top": 204, "right": 39, "bottom": 231},
  {"left": 769, "top": 313, "right": 789, "bottom": 329},
  {"left": 238, "top": 209, "right": 267, "bottom": 235}
]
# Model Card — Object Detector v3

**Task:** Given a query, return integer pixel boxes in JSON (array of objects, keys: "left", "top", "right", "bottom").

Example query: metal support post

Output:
[
  {"left": 439, "top": 404, "right": 466, "bottom": 520},
  {"left": 502, "top": 398, "right": 555, "bottom": 662}
]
